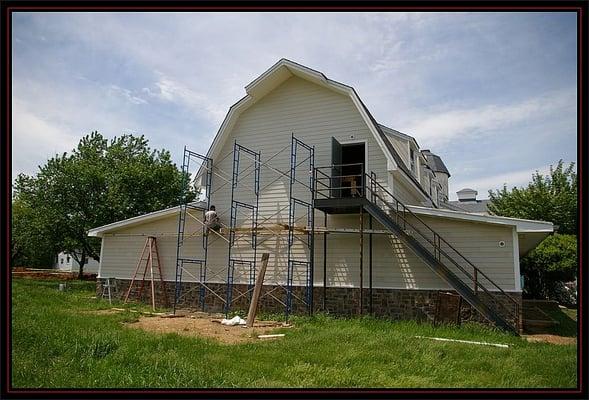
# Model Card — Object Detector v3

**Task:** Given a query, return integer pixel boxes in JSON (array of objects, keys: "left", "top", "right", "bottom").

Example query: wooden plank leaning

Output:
[{"left": 246, "top": 253, "right": 270, "bottom": 328}]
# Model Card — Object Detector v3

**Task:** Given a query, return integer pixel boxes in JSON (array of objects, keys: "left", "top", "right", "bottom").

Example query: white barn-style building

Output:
[
  {"left": 89, "top": 59, "right": 552, "bottom": 333},
  {"left": 55, "top": 251, "right": 100, "bottom": 274}
]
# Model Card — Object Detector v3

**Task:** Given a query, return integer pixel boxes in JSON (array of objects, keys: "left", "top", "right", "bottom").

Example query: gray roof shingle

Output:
[
  {"left": 421, "top": 150, "right": 451, "bottom": 177},
  {"left": 446, "top": 200, "right": 491, "bottom": 214}
]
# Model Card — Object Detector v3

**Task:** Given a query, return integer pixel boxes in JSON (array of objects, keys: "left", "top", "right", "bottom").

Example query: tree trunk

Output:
[{"left": 78, "top": 250, "right": 86, "bottom": 280}]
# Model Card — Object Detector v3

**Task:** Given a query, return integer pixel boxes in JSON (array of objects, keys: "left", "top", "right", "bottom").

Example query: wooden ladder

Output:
[{"left": 124, "top": 236, "right": 169, "bottom": 310}]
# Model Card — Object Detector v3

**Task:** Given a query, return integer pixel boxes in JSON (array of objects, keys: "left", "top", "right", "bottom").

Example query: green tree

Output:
[
  {"left": 488, "top": 160, "right": 577, "bottom": 234},
  {"left": 520, "top": 234, "right": 577, "bottom": 301},
  {"left": 12, "top": 131, "right": 194, "bottom": 278},
  {"left": 11, "top": 196, "right": 57, "bottom": 268},
  {"left": 488, "top": 160, "right": 577, "bottom": 302}
]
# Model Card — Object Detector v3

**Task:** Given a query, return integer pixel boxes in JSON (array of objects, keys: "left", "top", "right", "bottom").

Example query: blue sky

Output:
[{"left": 12, "top": 12, "right": 577, "bottom": 200}]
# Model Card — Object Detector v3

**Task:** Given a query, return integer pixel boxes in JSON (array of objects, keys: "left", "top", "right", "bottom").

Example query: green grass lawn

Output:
[{"left": 11, "top": 278, "right": 577, "bottom": 389}]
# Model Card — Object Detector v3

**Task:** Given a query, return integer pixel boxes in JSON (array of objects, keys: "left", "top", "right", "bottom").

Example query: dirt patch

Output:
[
  {"left": 523, "top": 334, "right": 577, "bottom": 345},
  {"left": 124, "top": 314, "right": 289, "bottom": 344},
  {"left": 12, "top": 268, "right": 96, "bottom": 281}
]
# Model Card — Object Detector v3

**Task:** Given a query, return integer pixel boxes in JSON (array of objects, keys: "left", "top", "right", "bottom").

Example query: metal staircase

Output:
[{"left": 314, "top": 165, "right": 520, "bottom": 334}]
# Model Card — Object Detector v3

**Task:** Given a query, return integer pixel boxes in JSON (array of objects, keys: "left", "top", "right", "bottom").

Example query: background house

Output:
[{"left": 54, "top": 251, "right": 100, "bottom": 274}]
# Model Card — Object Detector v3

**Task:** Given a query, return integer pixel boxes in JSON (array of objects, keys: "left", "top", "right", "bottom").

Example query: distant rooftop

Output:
[
  {"left": 447, "top": 188, "right": 491, "bottom": 215},
  {"left": 446, "top": 199, "right": 491, "bottom": 215},
  {"left": 421, "top": 149, "right": 451, "bottom": 177}
]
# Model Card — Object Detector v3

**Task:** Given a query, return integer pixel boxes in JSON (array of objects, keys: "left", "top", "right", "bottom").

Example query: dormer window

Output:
[{"left": 410, "top": 148, "right": 416, "bottom": 174}]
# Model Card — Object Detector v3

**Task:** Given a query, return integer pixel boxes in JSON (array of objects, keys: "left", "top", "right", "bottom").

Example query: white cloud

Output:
[
  {"left": 448, "top": 164, "right": 554, "bottom": 200},
  {"left": 143, "top": 74, "right": 227, "bottom": 123},
  {"left": 108, "top": 84, "right": 148, "bottom": 105},
  {"left": 11, "top": 78, "right": 155, "bottom": 179},
  {"left": 11, "top": 100, "right": 80, "bottom": 177},
  {"left": 401, "top": 88, "right": 576, "bottom": 148}
]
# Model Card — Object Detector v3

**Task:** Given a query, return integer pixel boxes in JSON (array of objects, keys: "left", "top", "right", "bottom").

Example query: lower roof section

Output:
[
  {"left": 87, "top": 201, "right": 206, "bottom": 238},
  {"left": 406, "top": 205, "right": 553, "bottom": 233}
]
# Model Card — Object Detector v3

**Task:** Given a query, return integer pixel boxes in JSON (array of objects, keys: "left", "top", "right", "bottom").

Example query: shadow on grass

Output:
[{"left": 541, "top": 307, "right": 578, "bottom": 337}]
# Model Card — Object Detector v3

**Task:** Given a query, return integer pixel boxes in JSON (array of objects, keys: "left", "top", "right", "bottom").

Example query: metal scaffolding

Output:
[
  {"left": 173, "top": 135, "right": 319, "bottom": 318},
  {"left": 225, "top": 141, "right": 261, "bottom": 314},
  {"left": 173, "top": 148, "right": 213, "bottom": 313},
  {"left": 286, "top": 134, "right": 315, "bottom": 319}
]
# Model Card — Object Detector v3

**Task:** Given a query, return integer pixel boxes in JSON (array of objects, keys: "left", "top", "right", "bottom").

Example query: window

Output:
[
  {"left": 410, "top": 149, "right": 416, "bottom": 174},
  {"left": 60, "top": 258, "right": 64, "bottom": 264},
  {"left": 66, "top": 256, "right": 70, "bottom": 263}
]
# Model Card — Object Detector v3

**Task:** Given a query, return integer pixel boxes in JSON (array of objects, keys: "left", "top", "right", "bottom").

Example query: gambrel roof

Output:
[{"left": 201, "top": 58, "right": 434, "bottom": 204}]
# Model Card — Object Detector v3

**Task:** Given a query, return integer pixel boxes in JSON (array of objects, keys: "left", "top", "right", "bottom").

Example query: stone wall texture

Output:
[{"left": 97, "top": 278, "right": 522, "bottom": 332}]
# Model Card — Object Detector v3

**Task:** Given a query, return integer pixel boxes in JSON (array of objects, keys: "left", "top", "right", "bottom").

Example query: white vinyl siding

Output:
[
  {"left": 99, "top": 210, "right": 516, "bottom": 291},
  {"left": 385, "top": 134, "right": 411, "bottom": 170},
  {"left": 392, "top": 172, "right": 425, "bottom": 206},
  {"left": 315, "top": 213, "right": 516, "bottom": 291},
  {"left": 201, "top": 76, "right": 390, "bottom": 286}
]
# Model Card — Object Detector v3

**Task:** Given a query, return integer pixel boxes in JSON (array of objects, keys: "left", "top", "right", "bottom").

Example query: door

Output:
[{"left": 331, "top": 137, "right": 342, "bottom": 198}]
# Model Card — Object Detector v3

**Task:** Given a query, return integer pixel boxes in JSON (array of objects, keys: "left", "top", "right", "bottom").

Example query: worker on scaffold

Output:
[{"left": 204, "top": 205, "right": 221, "bottom": 235}]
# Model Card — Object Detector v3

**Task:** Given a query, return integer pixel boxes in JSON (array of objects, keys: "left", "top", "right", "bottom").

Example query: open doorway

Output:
[{"left": 332, "top": 138, "right": 366, "bottom": 198}]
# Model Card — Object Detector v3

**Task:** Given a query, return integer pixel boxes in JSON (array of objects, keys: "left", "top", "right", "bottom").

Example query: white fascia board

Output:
[
  {"left": 388, "top": 129, "right": 412, "bottom": 143},
  {"left": 87, "top": 207, "right": 179, "bottom": 237},
  {"left": 380, "top": 125, "right": 420, "bottom": 150},
  {"left": 407, "top": 205, "right": 554, "bottom": 232},
  {"left": 244, "top": 59, "right": 289, "bottom": 93},
  {"left": 245, "top": 59, "right": 324, "bottom": 95},
  {"left": 87, "top": 204, "right": 205, "bottom": 238}
]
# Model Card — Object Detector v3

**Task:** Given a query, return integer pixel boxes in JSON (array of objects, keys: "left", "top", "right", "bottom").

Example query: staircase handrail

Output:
[{"left": 364, "top": 173, "right": 519, "bottom": 323}]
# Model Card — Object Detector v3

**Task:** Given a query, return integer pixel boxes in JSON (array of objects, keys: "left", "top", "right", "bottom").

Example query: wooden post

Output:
[
  {"left": 369, "top": 215, "right": 373, "bottom": 315},
  {"left": 149, "top": 238, "right": 156, "bottom": 311},
  {"left": 323, "top": 213, "right": 327, "bottom": 311},
  {"left": 153, "top": 238, "right": 169, "bottom": 308},
  {"left": 359, "top": 208, "right": 364, "bottom": 315},
  {"left": 246, "top": 253, "right": 270, "bottom": 328}
]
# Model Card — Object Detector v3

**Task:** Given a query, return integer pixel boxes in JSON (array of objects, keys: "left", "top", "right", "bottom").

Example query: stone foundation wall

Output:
[{"left": 97, "top": 278, "right": 522, "bottom": 331}]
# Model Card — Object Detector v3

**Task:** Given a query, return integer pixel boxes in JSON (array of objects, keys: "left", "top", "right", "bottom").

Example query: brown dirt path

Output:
[
  {"left": 124, "top": 315, "right": 289, "bottom": 344},
  {"left": 522, "top": 334, "right": 577, "bottom": 345}
]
